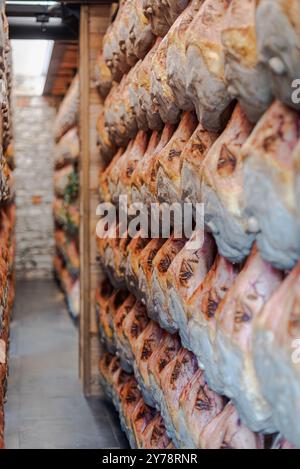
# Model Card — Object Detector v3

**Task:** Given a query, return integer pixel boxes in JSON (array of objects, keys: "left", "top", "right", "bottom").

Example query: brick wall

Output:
[{"left": 13, "top": 96, "right": 58, "bottom": 279}]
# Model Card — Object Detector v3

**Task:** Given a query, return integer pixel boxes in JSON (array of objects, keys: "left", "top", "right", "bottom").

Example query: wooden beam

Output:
[
  {"left": 79, "top": 4, "right": 111, "bottom": 396},
  {"left": 79, "top": 4, "right": 91, "bottom": 396}
]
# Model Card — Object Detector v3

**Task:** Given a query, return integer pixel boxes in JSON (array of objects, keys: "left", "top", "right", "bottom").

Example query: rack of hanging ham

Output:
[
  {"left": 53, "top": 75, "right": 80, "bottom": 319},
  {"left": 94, "top": 0, "right": 300, "bottom": 449},
  {"left": 0, "top": 0, "right": 16, "bottom": 448}
]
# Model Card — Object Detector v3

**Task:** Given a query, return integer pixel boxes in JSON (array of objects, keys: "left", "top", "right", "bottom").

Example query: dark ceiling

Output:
[
  {"left": 7, "top": 1, "right": 116, "bottom": 40},
  {"left": 6, "top": 1, "right": 116, "bottom": 97}
]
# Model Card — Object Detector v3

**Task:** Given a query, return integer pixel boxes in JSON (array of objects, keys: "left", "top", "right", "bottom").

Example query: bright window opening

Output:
[{"left": 12, "top": 39, "right": 54, "bottom": 96}]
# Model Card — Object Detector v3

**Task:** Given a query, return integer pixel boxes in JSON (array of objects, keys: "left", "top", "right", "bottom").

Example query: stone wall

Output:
[{"left": 13, "top": 96, "right": 58, "bottom": 279}]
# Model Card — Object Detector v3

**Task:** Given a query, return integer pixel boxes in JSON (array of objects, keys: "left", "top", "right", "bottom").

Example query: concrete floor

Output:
[{"left": 4, "top": 279, "right": 128, "bottom": 449}]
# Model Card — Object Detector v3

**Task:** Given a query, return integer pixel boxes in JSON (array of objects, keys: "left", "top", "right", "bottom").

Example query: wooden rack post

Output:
[{"left": 79, "top": 4, "right": 111, "bottom": 396}]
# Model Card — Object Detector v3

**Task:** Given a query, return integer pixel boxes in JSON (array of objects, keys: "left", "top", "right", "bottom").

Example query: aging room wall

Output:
[{"left": 13, "top": 96, "right": 57, "bottom": 278}]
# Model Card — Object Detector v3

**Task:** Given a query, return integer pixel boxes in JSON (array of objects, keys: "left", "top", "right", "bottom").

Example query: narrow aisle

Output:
[{"left": 5, "top": 279, "right": 128, "bottom": 449}]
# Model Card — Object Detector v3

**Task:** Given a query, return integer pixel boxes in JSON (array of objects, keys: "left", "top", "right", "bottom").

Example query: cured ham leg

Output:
[
  {"left": 142, "top": 0, "right": 189, "bottom": 37},
  {"left": 111, "top": 365, "right": 132, "bottom": 413},
  {"left": 156, "top": 112, "right": 198, "bottom": 204},
  {"left": 94, "top": 52, "right": 112, "bottom": 99},
  {"left": 98, "top": 288, "right": 128, "bottom": 354},
  {"left": 185, "top": 0, "right": 233, "bottom": 132},
  {"left": 139, "top": 124, "right": 175, "bottom": 205},
  {"left": 138, "top": 238, "right": 166, "bottom": 307},
  {"left": 150, "top": 35, "right": 181, "bottom": 125},
  {"left": 242, "top": 101, "right": 300, "bottom": 270},
  {"left": 215, "top": 246, "right": 283, "bottom": 432},
  {"left": 296, "top": 142, "right": 300, "bottom": 224},
  {"left": 187, "top": 255, "right": 239, "bottom": 391},
  {"left": 160, "top": 349, "right": 198, "bottom": 447},
  {"left": 148, "top": 332, "right": 181, "bottom": 414},
  {"left": 114, "top": 231, "right": 132, "bottom": 286},
  {"left": 96, "top": 111, "right": 117, "bottom": 166},
  {"left": 113, "top": 293, "right": 137, "bottom": 372},
  {"left": 271, "top": 435, "right": 296, "bottom": 450},
  {"left": 151, "top": 235, "right": 187, "bottom": 332},
  {"left": 123, "top": 0, "right": 154, "bottom": 67},
  {"left": 177, "top": 369, "right": 225, "bottom": 448},
  {"left": 99, "top": 352, "right": 115, "bottom": 400},
  {"left": 200, "top": 402, "right": 264, "bottom": 449},
  {"left": 132, "top": 321, "right": 163, "bottom": 407},
  {"left": 222, "top": 0, "right": 273, "bottom": 123},
  {"left": 104, "top": 68, "right": 139, "bottom": 147},
  {"left": 131, "top": 400, "right": 157, "bottom": 448},
  {"left": 96, "top": 279, "right": 114, "bottom": 347},
  {"left": 256, "top": 0, "right": 300, "bottom": 111},
  {"left": 253, "top": 261, "right": 300, "bottom": 448},
  {"left": 180, "top": 123, "right": 218, "bottom": 205},
  {"left": 142, "top": 0, "right": 171, "bottom": 37},
  {"left": 119, "top": 378, "right": 143, "bottom": 448},
  {"left": 131, "top": 131, "right": 162, "bottom": 204},
  {"left": 122, "top": 301, "right": 150, "bottom": 369},
  {"left": 201, "top": 104, "right": 254, "bottom": 263},
  {"left": 107, "top": 143, "right": 134, "bottom": 205},
  {"left": 117, "top": 130, "right": 149, "bottom": 204},
  {"left": 101, "top": 223, "right": 127, "bottom": 288},
  {"left": 137, "top": 39, "right": 163, "bottom": 132},
  {"left": 167, "top": 230, "right": 216, "bottom": 342},
  {"left": 99, "top": 148, "right": 124, "bottom": 204},
  {"left": 166, "top": 1, "right": 203, "bottom": 112},
  {"left": 142, "top": 414, "right": 173, "bottom": 449},
  {"left": 126, "top": 236, "right": 151, "bottom": 298}
]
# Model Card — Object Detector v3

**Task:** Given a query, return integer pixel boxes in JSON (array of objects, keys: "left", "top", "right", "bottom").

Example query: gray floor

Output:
[{"left": 4, "top": 279, "right": 128, "bottom": 449}]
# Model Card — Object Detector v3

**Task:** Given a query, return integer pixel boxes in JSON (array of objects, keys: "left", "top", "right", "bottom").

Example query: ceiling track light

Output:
[{"left": 6, "top": 2, "right": 79, "bottom": 39}]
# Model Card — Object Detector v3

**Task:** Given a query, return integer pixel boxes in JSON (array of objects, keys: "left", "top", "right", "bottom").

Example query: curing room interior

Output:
[{"left": 0, "top": 0, "right": 299, "bottom": 452}]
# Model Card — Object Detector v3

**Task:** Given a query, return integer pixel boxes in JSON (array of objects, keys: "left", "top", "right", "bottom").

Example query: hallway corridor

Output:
[{"left": 4, "top": 279, "right": 127, "bottom": 449}]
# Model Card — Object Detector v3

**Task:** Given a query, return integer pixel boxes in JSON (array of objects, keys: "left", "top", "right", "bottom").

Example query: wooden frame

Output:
[{"left": 79, "top": 4, "right": 111, "bottom": 396}]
